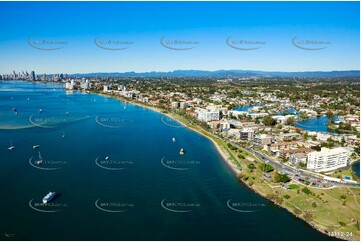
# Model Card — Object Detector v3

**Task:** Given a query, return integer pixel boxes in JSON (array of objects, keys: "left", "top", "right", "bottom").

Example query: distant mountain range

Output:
[{"left": 69, "top": 70, "right": 360, "bottom": 78}]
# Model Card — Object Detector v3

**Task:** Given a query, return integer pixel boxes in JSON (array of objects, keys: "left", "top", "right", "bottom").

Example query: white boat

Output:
[
  {"left": 62, "top": 132, "right": 65, "bottom": 138},
  {"left": 35, "top": 152, "right": 43, "bottom": 165},
  {"left": 105, "top": 156, "right": 109, "bottom": 160},
  {"left": 180, "top": 148, "right": 185, "bottom": 155},
  {"left": 172, "top": 137, "right": 176, "bottom": 142},
  {"left": 42, "top": 192, "right": 56, "bottom": 204},
  {"left": 33, "top": 145, "right": 40, "bottom": 149},
  {"left": 7, "top": 140, "right": 15, "bottom": 150},
  {"left": 39, "top": 108, "right": 43, "bottom": 113}
]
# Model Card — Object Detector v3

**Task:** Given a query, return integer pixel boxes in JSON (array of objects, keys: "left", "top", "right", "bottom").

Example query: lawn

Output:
[{"left": 289, "top": 184, "right": 300, "bottom": 189}]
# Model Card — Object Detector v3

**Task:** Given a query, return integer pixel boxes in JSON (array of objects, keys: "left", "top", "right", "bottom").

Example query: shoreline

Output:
[
  {"left": 97, "top": 93, "right": 241, "bottom": 175},
  {"left": 95, "top": 92, "right": 355, "bottom": 241}
]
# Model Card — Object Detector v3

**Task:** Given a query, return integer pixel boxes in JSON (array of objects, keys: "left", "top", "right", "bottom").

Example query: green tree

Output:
[
  {"left": 326, "top": 110, "right": 335, "bottom": 123},
  {"left": 263, "top": 116, "right": 277, "bottom": 126},
  {"left": 301, "top": 187, "right": 311, "bottom": 195},
  {"left": 247, "top": 163, "right": 256, "bottom": 170},
  {"left": 283, "top": 194, "right": 291, "bottom": 199},
  {"left": 259, "top": 163, "right": 274, "bottom": 172},
  {"left": 274, "top": 172, "right": 291, "bottom": 183},
  {"left": 285, "top": 117, "right": 296, "bottom": 126}
]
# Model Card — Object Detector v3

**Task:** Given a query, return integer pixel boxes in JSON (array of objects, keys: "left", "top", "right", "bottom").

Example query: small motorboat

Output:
[
  {"left": 35, "top": 152, "right": 43, "bottom": 165},
  {"left": 7, "top": 140, "right": 15, "bottom": 150}
]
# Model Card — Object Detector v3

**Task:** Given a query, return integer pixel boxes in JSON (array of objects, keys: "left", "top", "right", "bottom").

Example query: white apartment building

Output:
[
  {"left": 80, "top": 80, "right": 91, "bottom": 89},
  {"left": 307, "top": 147, "right": 350, "bottom": 172},
  {"left": 240, "top": 128, "right": 254, "bottom": 141},
  {"left": 196, "top": 109, "right": 220, "bottom": 122},
  {"left": 65, "top": 80, "right": 75, "bottom": 90},
  {"left": 103, "top": 85, "right": 110, "bottom": 92}
]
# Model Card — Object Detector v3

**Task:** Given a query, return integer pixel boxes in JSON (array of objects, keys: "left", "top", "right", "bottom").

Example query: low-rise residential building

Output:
[
  {"left": 219, "top": 120, "right": 231, "bottom": 131},
  {"left": 307, "top": 147, "right": 351, "bottom": 172},
  {"left": 227, "top": 128, "right": 241, "bottom": 139},
  {"left": 270, "top": 141, "right": 299, "bottom": 153},
  {"left": 290, "top": 153, "right": 307, "bottom": 165},
  {"left": 249, "top": 112, "right": 268, "bottom": 119},
  {"left": 171, "top": 101, "right": 180, "bottom": 109},
  {"left": 228, "top": 119, "right": 244, "bottom": 128},
  {"left": 346, "top": 136, "right": 360, "bottom": 147},
  {"left": 253, "top": 134, "right": 272, "bottom": 149},
  {"left": 279, "top": 148, "right": 313, "bottom": 159},
  {"left": 208, "top": 120, "right": 221, "bottom": 129},
  {"left": 179, "top": 102, "right": 188, "bottom": 109},
  {"left": 277, "top": 132, "right": 302, "bottom": 141},
  {"left": 228, "top": 110, "right": 248, "bottom": 118}
]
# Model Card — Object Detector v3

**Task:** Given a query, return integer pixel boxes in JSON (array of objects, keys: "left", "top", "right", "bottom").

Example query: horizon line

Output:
[{"left": 2, "top": 69, "right": 360, "bottom": 76}]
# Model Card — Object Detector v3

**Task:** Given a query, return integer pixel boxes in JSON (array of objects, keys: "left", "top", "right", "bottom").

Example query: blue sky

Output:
[{"left": 0, "top": 1, "right": 359, "bottom": 74}]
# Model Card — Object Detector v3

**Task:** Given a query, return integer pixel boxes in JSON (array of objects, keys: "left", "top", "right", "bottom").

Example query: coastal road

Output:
[{"left": 226, "top": 139, "right": 359, "bottom": 188}]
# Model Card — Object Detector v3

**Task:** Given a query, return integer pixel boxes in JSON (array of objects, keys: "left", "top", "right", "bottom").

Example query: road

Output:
[{"left": 225, "top": 138, "right": 359, "bottom": 188}]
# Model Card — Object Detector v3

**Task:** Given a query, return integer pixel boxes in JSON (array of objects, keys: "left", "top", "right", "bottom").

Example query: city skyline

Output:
[{"left": 0, "top": 1, "right": 360, "bottom": 74}]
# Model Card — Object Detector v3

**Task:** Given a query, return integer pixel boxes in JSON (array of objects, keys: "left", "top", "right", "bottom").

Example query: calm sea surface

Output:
[{"left": 0, "top": 81, "right": 333, "bottom": 240}]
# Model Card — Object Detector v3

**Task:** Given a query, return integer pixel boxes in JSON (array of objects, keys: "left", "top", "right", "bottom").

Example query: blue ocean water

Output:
[{"left": 0, "top": 81, "right": 333, "bottom": 240}]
